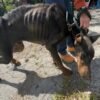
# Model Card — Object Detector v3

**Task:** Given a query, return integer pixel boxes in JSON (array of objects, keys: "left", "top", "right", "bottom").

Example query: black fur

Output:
[{"left": 0, "top": 4, "right": 72, "bottom": 76}]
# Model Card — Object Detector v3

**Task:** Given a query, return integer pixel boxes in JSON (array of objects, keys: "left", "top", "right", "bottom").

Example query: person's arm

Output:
[
  {"left": 74, "top": 0, "right": 91, "bottom": 29},
  {"left": 74, "top": 0, "right": 86, "bottom": 10}
]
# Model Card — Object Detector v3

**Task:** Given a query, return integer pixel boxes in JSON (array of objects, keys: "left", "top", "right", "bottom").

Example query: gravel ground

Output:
[{"left": 0, "top": 9, "right": 100, "bottom": 100}]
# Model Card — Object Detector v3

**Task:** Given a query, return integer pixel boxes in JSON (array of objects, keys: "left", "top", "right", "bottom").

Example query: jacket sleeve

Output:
[
  {"left": 74, "top": 0, "right": 91, "bottom": 20},
  {"left": 74, "top": 0, "right": 86, "bottom": 10}
]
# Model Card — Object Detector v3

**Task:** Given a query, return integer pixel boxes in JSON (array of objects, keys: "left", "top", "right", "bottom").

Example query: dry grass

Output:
[
  {"left": 52, "top": 91, "right": 98, "bottom": 100},
  {"left": 52, "top": 76, "right": 99, "bottom": 100}
]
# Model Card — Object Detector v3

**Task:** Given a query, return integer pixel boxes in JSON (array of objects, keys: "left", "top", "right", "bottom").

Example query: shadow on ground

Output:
[
  {"left": 0, "top": 47, "right": 100, "bottom": 99},
  {"left": 0, "top": 62, "right": 95, "bottom": 98}
]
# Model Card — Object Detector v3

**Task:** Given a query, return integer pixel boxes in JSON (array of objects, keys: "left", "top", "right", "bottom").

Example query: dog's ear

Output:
[
  {"left": 88, "top": 35, "right": 100, "bottom": 43},
  {"left": 87, "top": 31, "right": 100, "bottom": 43},
  {"left": 74, "top": 34, "right": 83, "bottom": 46}
]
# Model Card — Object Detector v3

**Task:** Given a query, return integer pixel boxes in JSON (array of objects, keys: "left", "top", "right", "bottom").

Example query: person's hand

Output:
[{"left": 80, "top": 13, "right": 90, "bottom": 29}]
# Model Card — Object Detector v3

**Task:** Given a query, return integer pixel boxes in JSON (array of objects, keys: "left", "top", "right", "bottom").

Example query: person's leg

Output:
[
  {"left": 96, "top": 0, "right": 100, "bottom": 8},
  {"left": 44, "top": 0, "right": 65, "bottom": 6},
  {"left": 65, "top": 0, "right": 74, "bottom": 24},
  {"left": 66, "top": 36, "right": 75, "bottom": 52},
  {"left": 46, "top": 44, "right": 73, "bottom": 76},
  {"left": 57, "top": 37, "right": 75, "bottom": 63},
  {"left": 44, "top": 0, "right": 65, "bottom": 5}
]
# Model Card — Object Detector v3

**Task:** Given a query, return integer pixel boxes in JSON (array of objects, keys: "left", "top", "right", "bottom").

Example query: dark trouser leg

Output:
[{"left": 46, "top": 45, "right": 73, "bottom": 76}]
